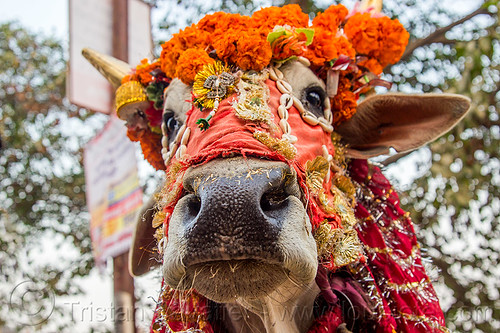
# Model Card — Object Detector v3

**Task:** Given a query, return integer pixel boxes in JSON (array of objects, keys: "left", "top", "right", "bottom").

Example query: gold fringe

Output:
[
  {"left": 253, "top": 131, "right": 297, "bottom": 159},
  {"left": 314, "top": 221, "right": 363, "bottom": 268},
  {"left": 399, "top": 312, "right": 450, "bottom": 333},
  {"left": 305, "top": 156, "right": 329, "bottom": 192}
]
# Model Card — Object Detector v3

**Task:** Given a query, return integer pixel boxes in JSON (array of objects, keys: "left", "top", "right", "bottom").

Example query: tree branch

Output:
[
  {"left": 382, "top": 151, "right": 413, "bottom": 166},
  {"left": 399, "top": 6, "right": 491, "bottom": 62},
  {"left": 287, "top": 0, "right": 309, "bottom": 12},
  {"left": 431, "top": 256, "right": 472, "bottom": 307}
]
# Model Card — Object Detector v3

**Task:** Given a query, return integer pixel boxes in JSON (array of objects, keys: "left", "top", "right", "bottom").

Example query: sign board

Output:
[
  {"left": 68, "top": 0, "right": 153, "bottom": 113},
  {"left": 84, "top": 117, "right": 143, "bottom": 266}
]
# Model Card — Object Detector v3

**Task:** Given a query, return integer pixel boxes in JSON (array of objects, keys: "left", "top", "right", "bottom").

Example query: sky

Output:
[{"left": 1, "top": 0, "right": 68, "bottom": 39}]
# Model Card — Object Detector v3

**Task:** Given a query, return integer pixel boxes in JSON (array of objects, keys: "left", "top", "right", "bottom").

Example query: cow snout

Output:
[
  {"left": 162, "top": 157, "right": 318, "bottom": 301},
  {"left": 180, "top": 157, "right": 301, "bottom": 265}
]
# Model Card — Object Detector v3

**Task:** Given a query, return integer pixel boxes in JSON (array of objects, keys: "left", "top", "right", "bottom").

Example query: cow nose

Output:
[{"left": 177, "top": 157, "right": 302, "bottom": 264}]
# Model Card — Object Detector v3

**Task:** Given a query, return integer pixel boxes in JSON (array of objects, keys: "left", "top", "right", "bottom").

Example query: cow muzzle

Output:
[{"left": 162, "top": 157, "right": 318, "bottom": 302}]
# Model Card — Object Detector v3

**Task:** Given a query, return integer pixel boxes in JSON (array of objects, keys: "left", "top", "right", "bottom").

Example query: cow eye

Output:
[
  {"left": 303, "top": 87, "right": 325, "bottom": 117},
  {"left": 163, "top": 110, "right": 180, "bottom": 144},
  {"left": 137, "top": 109, "right": 146, "bottom": 118}
]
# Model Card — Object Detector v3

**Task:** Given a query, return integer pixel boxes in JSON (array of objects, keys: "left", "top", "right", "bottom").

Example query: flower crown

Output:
[{"left": 118, "top": 3, "right": 409, "bottom": 170}]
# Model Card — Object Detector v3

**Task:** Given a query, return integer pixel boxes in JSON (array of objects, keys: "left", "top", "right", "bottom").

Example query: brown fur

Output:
[{"left": 336, "top": 93, "right": 470, "bottom": 158}]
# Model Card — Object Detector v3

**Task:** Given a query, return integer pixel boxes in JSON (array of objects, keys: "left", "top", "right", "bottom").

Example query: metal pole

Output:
[{"left": 111, "top": 0, "right": 136, "bottom": 332}]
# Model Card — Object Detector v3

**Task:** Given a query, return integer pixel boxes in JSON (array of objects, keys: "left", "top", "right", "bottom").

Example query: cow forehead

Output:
[
  {"left": 163, "top": 62, "right": 324, "bottom": 117},
  {"left": 280, "top": 61, "right": 326, "bottom": 96}
]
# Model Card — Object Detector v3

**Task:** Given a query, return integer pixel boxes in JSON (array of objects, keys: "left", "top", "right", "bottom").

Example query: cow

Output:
[{"left": 84, "top": 2, "right": 470, "bottom": 332}]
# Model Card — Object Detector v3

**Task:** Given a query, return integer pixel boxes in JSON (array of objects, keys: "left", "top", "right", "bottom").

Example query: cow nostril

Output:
[
  {"left": 260, "top": 189, "right": 288, "bottom": 212},
  {"left": 186, "top": 194, "right": 201, "bottom": 218}
]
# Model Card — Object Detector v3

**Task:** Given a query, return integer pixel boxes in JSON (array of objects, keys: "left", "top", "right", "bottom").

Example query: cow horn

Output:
[
  {"left": 360, "top": 0, "right": 383, "bottom": 13},
  {"left": 81, "top": 48, "right": 131, "bottom": 88}
]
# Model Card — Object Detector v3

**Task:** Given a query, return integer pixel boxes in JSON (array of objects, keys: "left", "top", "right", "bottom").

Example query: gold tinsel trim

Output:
[
  {"left": 399, "top": 312, "right": 450, "bottom": 333},
  {"left": 314, "top": 220, "right": 335, "bottom": 258},
  {"left": 305, "top": 156, "right": 337, "bottom": 213},
  {"left": 332, "top": 228, "right": 363, "bottom": 267},
  {"left": 115, "top": 80, "right": 147, "bottom": 118},
  {"left": 253, "top": 131, "right": 297, "bottom": 159},
  {"left": 332, "top": 173, "right": 357, "bottom": 205},
  {"left": 305, "top": 156, "right": 329, "bottom": 192},
  {"left": 154, "top": 226, "right": 164, "bottom": 243},
  {"left": 331, "top": 132, "right": 348, "bottom": 168},
  {"left": 385, "top": 278, "right": 431, "bottom": 294},
  {"left": 150, "top": 161, "right": 186, "bottom": 249},
  {"left": 314, "top": 221, "right": 363, "bottom": 268},
  {"left": 152, "top": 210, "right": 166, "bottom": 229},
  {"left": 233, "top": 71, "right": 274, "bottom": 125},
  {"left": 331, "top": 186, "right": 358, "bottom": 228}
]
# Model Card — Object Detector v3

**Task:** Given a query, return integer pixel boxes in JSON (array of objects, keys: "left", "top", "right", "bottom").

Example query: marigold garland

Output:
[
  {"left": 344, "top": 13, "right": 409, "bottom": 68},
  {"left": 120, "top": 3, "right": 410, "bottom": 173},
  {"left": 127, "top": 128, "right": 165, "bottom": 171},
  {"left": 128, "top": 3, "right": 408, "bottom": 109},
  {"left": 251, "top": 4, "right": 309, "bottom": 33},
  {"left": 305, "top": 29, "right": 355, "bottom": 67},
  {"left": 311, "top": 4, "right": 349, "bottom": 31},
  {"left": 122, "top": 58, "right": 160, "bottom": 85},
  {"left": 175, "top": 48, "right": 215, "bottom": 85}
]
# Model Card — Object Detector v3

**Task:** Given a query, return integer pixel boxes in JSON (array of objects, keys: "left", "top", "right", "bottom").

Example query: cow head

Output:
[{"left": 84, "top": 2, "right": 470, "bottom": 331}]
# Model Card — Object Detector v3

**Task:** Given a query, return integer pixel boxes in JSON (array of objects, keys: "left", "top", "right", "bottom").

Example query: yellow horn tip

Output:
[{"left": 115, "top": 81, "right": 148, "bottom": 118}]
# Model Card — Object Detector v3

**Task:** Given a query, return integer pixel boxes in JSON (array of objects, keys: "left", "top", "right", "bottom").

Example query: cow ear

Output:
[
  {"left": 335, "top": 93, "right": 471, "bottom": 159},
  {"left": 129, "top": 195, "right": 161, "bottom": 276}
]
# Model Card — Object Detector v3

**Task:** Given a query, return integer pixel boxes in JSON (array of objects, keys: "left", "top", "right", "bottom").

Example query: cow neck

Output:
[{"left": 223, "top": 280, "right": 320, "bottom": 333}]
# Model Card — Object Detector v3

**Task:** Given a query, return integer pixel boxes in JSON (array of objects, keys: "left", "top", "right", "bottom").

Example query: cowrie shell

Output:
[
  {"left": 161, "top": 136, "right": 169, "bottom": 149},
  {"left": 319, "top": 120, "right": 334, "bottom": 133},
  {"left": 303, "top": 113, "right": 319, "bottom": 126},
  {"left": 280, "top": 94, "right": 293, "bottom": 109},
  {"left": 278, "top": 105, "right": 289, "bottom": 120},
  {"left": 283, "top": 133, "right": 298, "bottom": 144},
  {"left": 279, "top": 119, "right": 291, "bottom": 134},
  {"left": 181, "top": 127, "right": 191, "bottom": 145},
  {"left": 276, "top": 80, "right": 292, "bottom": 94},
  {"left": 176, "top": 145, "right": 187, "bottom": 159},
  {"left": 293, "top": 97, "right": 306, "bottom": 115},
  {"left": 297, "top": 56, "right": 311, "bottom": 67}
]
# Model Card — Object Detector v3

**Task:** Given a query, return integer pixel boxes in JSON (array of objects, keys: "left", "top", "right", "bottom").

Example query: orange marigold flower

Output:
[
  {"left": 312, "top": 4, "right": 349, "bottom": 31},
  {"left": 159, "top": 25, "right": 211, "bottom": 78},
  {"left": 175, "top": 48, "right": 215, "bottom": 85},
  {"left": 271, "top": 31, "right": 308, "bottom": 60},
  {"left": 176, "top": 24, "right": 210, "bottom": 50},
  {"left": 127, "top": 128, "right": 165, "bottom": 171},
  {"left": 212, "top": 32, "right": 239, "bottom": 64},
  {"left": 331, "top": 76, "right": 357, "bottom": 126},
  {"left": 231, "top": 31, "right": 272, "bottom": 71},
  {"left": 122, "top": 74, "right": 132, "bottom": 84},
  {"left": 344, "top": 13, "right": 409, "bottom": 68},
  {"left": 375, "top": 17, "right": 409, "bottom": 66},
  {"left": 198, "top": 12, "right": 251, "bottom": 37},
  {"left": 160, "top": 38, "right": 183, "bottom": 78},
  {"left": 358, "top": 58, "right": 383, "bottom": 75},
  {"left": 306, "top": 29, "right": 355, "bottom": 67},
  {"left": 122, "top": 59, "right": 159, "bottom": 85},
  {"left": 344, "top": 13, "right": 380, "bottom": 55},
  {"left": 331, "top": 89, "right": 357, "bottom": 126},
  {"left": 251, "top": 5, "right": 309, "bottom": 34}
]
